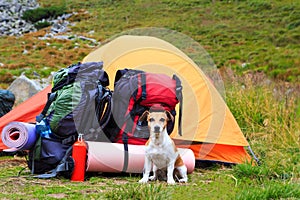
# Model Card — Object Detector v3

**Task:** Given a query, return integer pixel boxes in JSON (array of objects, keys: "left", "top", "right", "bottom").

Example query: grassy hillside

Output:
[
  {"left": 0, "top": 0, "right": 299, "bottom": 88},
  {"left": 0, "top": 0, "right": 299, "bottom": 199}
]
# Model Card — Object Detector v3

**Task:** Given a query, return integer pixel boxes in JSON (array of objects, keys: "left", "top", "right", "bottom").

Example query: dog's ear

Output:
[
  {"left": 139, "top": 111, "right": 149, "bottom": 121},
  {"left": 165, "top": 111, "right": 174, "bottom": 122}
]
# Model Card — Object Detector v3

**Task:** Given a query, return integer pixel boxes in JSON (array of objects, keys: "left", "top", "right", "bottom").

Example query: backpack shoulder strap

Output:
[
  {"left": 97, "top": 86, "right": 113, "bottom": 128},
  {"left": 173, "top": 74, "right": 183, "bottom": 136},
  {"left": 36, "top": 92, "right": 57, "bottom": 123},
  {"left": 140, "top": 72, "right": 147, "bottom": 100}
]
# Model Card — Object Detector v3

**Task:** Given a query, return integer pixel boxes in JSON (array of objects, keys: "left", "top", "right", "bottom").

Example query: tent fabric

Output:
[
  {"left": 0, "top": 85, "right": 51, "bottom": 151},
  {"left": 82, "top": 35, "right": 252, "bottom": 164}
]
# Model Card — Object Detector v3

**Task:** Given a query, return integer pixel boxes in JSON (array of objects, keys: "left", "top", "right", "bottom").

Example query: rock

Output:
[
  {"left": 7, "top": 74, "right": 42, "bottom": 105},
  {"left": 78, "top": 35, "right": 98, "bottom": 45},
  {"left": 31, "top": 71, "right": 54, "bottom": 89},
  {"left": 22, "top": 49, "right": 29, "bottom": 54}
]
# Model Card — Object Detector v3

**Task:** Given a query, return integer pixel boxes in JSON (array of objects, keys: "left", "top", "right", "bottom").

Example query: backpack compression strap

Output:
[{"left": 120, "top": 70, "right": 146, "bottom": 173}]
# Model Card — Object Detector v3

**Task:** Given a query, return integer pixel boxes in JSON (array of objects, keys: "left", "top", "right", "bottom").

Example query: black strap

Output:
[
  {"left": 122, "top": 133, "right": 129, "bottom": 173},
  {"left": 100, "top": 95, "right": 112, "bottom": 129},
  {"left": 173, "top": 74, "right": 183, "bottom": 136},
  {"left": 36, "top": 92, "right": 57, "bottom": 123},
  {"left": 178, "top": 97, "right": 183, "bottom": 136},
  {"left": 140, "top": 73, "right": 147, "bottom": 100},
  {"left": 61, "top": 135, "right": 76, "bottom": 145},
  {"left": 98, "top": 87, "right": 112, "bottom": 128}
]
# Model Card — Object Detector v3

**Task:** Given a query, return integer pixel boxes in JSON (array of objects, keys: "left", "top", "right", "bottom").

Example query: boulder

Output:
[{"left": 8, "top": 74, "right": 42, "bottom": 105}]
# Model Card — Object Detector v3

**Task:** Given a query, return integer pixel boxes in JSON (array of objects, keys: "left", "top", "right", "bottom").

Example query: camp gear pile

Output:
[{"left": 26, "top": 63, "right": 182, "bottom": 177}]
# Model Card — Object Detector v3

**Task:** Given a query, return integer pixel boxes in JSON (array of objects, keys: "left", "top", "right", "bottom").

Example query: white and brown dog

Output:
[{"left": 138, "top": 109, "right": 188, "bottom": 185}]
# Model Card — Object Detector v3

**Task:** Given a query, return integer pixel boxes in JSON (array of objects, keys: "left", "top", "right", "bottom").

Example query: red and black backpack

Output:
[{"left": 105, "top": 69, "right": 183, "bottom": 172}]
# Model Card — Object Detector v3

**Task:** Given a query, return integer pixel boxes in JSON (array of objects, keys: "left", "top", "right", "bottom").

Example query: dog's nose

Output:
[{"left": 154, "top": 126, "right": 160, "bottom": 133}]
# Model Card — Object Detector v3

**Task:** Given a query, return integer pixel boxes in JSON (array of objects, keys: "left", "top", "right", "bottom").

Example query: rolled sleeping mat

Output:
[
  {"left": 86, "top": 141, "right": 195, "bottom": 174},
  {"left": 1, "top": 122, "right": 36, "bottom": 152}
]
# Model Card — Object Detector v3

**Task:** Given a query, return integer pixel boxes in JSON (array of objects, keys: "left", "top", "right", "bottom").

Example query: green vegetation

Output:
[
  {"left": 0, "top": 0, "right": 299, "bottom": 199},
  {"left": 21, "top": 6, "right": 67, "bottom": 30},
  {"left": 22, "top": 6, "right": 67, "bottom": 23},
  {"left": 34, "top": 21, "right": 52, "bottom": 30}
]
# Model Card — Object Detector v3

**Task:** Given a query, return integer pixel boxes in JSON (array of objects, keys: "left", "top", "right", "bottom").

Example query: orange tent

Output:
[
  {"left": 0, "top": 85, "right": 51, "bottom": 150},
  {"left": 82, "top": 35, "right": 256, "bottom": 164}
]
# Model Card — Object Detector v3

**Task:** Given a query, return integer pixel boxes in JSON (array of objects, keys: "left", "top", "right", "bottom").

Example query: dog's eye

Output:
[
  {"left": 159, "top": 118, "right": 165, "bottom": 122},
  {"left": 149, "top": 118, "right": 155, "bottom": 122}
]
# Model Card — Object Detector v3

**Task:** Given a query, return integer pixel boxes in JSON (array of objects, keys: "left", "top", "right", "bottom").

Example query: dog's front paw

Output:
[
  {"left": 178, "top": 178, "right": 188, "bottom": 183},
  {"left": 139, "top": 178, "right": 149, "bottom": 184},
  {"left": 167, "top": 179, "right": 176, "bottom": 185},
  {"left": 149, "top": 175, "right": 157, "bottom": 181}
]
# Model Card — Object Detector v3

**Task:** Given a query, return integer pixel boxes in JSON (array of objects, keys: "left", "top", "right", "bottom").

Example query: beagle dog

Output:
[{"left": 138, "top": 109, "right": 188, "bottom": 185}]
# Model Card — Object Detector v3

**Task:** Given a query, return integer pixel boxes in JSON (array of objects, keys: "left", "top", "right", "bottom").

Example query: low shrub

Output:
[
  {"left": 34, "top": 21, "right": 52, "bottom": 30},
  {"left": 22, "top": 6, "right": 67, "bottom": 23}
]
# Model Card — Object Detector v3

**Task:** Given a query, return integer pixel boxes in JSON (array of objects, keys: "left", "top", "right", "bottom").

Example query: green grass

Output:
[
  {"left": 0, "top": 159, "right": 240, "bottom": 199},
  {"left": 0, "top": 0, "right": 299, "bottom": 199},
  {"left": 1, "top": 159, "right": 298, "bottom": 199},
  {"left": 236, "top": 180, "right": 300, "bottom": 200}
]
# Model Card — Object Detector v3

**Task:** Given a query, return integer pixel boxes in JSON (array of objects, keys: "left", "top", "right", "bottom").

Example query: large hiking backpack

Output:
[
  {"left": 107, "top": 69, "right": 183, "bottom": 172},
  {"left": 28, "top": 62, "right": 112, "bottom": 176}
]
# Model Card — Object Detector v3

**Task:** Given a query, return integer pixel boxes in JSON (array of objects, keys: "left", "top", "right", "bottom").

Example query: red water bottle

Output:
[{"left": 71, "top": 134, "right": 87, "bottom": 182}]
